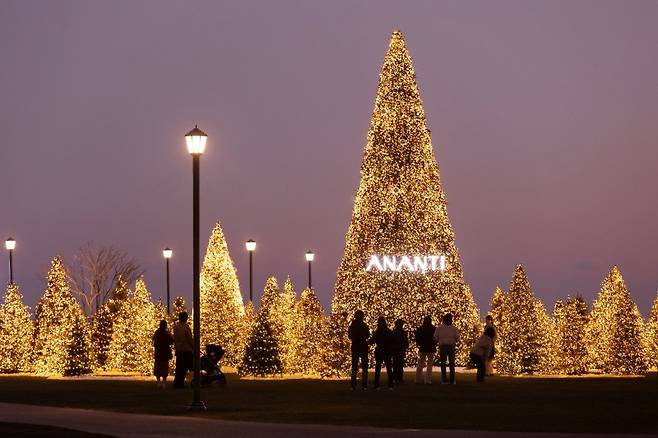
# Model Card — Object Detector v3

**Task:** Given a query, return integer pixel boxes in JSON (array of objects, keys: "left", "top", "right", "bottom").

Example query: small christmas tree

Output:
[
  {"left": 200, "top": 223, "right": 245, "bottom": 367},
  {"left": 489, "top": 286, "right": 506, "bottom": 325},
  {"left": 238, "top": 307, "right": 283, "bottom": 377},
  {"left": 553, "top": 295, "right": 589, "bottom": 374},
  {"left": 496, "top": 265, "right": 545, "bottom": 375},
  {"left": 289, "top": 288, "right": 325, "bottom": 375},
  {"left": 644, "top": 292, "right": 658, "bottom": 370},
  {"left": 0, "top": 283, "right": 34, "bottom": 372},
  {"left": 65, "top": 306, "right": 92, "bottom": 376},
  {"left": 107, "top": 277, "right": 158, "bottom": 374},
  {"left": 169, "top": 296, "right": 188, "bottom": 325},
  {"left": 321, "top": 311, "right": 351, "bottom": 377},
  {"left": 34, "top": 257, "right": 90, "bottom": 375},
  {"left": 90, "top": 276, "right": 131, "bottom": 371},
  {"left": 278, "top": 276, "right": 298, "bottom": 372},
  {"left": 585, "top": 266, "right": 646, "bottom": 374}
]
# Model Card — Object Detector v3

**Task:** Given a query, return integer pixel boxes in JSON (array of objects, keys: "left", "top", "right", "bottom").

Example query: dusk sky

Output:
[{"left": 1, "top": 0, "right": 657, "bottom": 314}]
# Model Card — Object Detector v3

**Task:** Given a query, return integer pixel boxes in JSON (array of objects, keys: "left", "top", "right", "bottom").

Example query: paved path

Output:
[{"left": 0, "top": 402, "right": 650, "bottom": 438}]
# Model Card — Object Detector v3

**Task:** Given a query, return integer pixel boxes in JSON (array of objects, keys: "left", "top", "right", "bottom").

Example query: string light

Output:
[{"left": 0, "top": 282, "right": 34, "bottom": 372}]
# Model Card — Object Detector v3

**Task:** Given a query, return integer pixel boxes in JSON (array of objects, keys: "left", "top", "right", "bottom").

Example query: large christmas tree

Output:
[
  {"left": 332, "top": 31, "right": 475, "bottom": 349},
  {"left": 585, "top": 266, "right": 646, "bottom": 374},
  {"left": 200, "top": 222, "right": 245, "bottom": 367},
  {"left": 0, "top": 283, "right": 34, "bottom": 372}
]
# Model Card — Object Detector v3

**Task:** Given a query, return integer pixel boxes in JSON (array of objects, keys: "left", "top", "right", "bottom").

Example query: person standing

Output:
[
  {"left": 152, "top": 319, "right": 174, "bottom": 388},
  {"left": 484, "top": 315, "right": 497, "bottom": 376},
  {"left": 348, "top": 310, "right": 370, "bottom": 390},
  {"left": 470, "top": 327, "right": 495, "bottom": 382},
  {"left": 391, "top": 319, "right": 409, "bottom": 384},
  {"left": 370, "top": 316, "right": 394, "bottom": 390},
  {"left": 434, "top": 313, "right": 460, "bottom": 384},
  {"left": 415, "top": 315, "right": 436, "bottom": 384},
  {"left": 173, "top": 312, "right": 194, "bottom": 389}
]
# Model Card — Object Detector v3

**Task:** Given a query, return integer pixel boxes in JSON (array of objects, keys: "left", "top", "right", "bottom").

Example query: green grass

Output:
[{"left": 0, "top": 372, "right": 656, "bottom": 433}]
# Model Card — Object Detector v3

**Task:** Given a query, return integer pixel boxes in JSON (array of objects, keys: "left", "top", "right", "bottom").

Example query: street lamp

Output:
[
  {"left": 245, "top": 239, "right": 256, "bottom": 302},
  {"left": 5, "top": 238, "right": 16, "bottom": 284},
  {"left": 185, "top": 124, "right": 207, "bottom": 411},
  {"left": 163, "top": 248, "right": 173, "bottom": 313},
  {"left": 305, "top": 250, "right": 314, "bottom": 290}
]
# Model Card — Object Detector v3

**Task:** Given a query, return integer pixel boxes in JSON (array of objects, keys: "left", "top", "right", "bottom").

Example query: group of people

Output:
[
  {"left": 151, "top": 312, "right": 194, "bottom": 389},
  {"left": 348, "top": 311, "right": 497, "bottom": 390}
]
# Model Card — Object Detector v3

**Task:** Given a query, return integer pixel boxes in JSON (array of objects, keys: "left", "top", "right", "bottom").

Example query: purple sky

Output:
[{"left": 1, "top": 0, "right": 657, "bottom": 315}]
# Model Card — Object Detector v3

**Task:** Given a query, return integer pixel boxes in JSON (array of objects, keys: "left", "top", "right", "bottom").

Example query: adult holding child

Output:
[{"left": 434, "top": 313, "right": 460, "bottom": 385}]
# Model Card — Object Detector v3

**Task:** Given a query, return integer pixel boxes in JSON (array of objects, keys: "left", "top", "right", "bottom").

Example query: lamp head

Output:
[
  {"left": 5, "top": 238, "right": 16, "bottom": 251},
  {"left": 245, "top": 239, "right": 256, "bottom": 252},
  {"left": 185, "top": 125, "right": 208, "bottom": 155},
  {"left": 163, "top": 248, "right": 173, "bottom": 259},
  {"left": 305, "top": 250, "right": 315, "bottom": 262}
]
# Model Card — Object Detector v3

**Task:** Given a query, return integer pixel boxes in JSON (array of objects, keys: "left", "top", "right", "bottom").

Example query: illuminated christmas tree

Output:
[
  {"left": 278, "top": 277, "right": 298, "bottom": 372},
  {"left": 321, "top": 311, "right": 351, "bottom": 377},
  {"left": 200, "top": 223, "right": 245, "bottom": 367},
  {"left": 238, "top": 307, "right": 283, "bottom": 377},
  {"left": 90, "top": 275, "right": 130, "bottom": 370},
  {"left": 585, "top": 266, "right": 646, "bottom": 374},
  {"left": 34, "top": 257, "right": 90, "bottom": 375},
  {"left": 154, "top": 299, "right": 167, "bottom": 323},
  {"left": 170, "top": 296, "right": 188, "bottom": 325},
  {"left": 0, "top": 283, "right": 34, "bottom": 372},
  {"left": 489, "top": 286, "right": 506, "bottom": 324},
  {"left": 644, "top": 292, "right": 658, "bottom": 370},
  {"left": 331, "top": 31, "right": 472, "bottom": 353},
  {"left": 289, "top": 288, "right": 325, "bottom": 375},
  {"left": 535, "top": 299, "right": 557, "bottom": 374},
  {"left": 496, "top": 265, "right": 545, "bottom": 375},
  {"left": 108, "top": 277, "right": 157, "bottom": 374},
  {"left": 553, "top": 295, "right": 589, "bottom": 374}
]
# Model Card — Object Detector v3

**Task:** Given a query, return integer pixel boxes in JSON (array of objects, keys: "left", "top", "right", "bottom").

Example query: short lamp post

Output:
[
  {"left": 305, "top": 250, "right": 314, "bottom": 290},
  {"left": 5, "top": 238, "right": 16, "bottom": 284},
  {"left": 163, "top": 248, "right": 173, "bottom": 313},
  {"left": 185, "top": 125, "right": 208, "bottom": 411},
  {"left": 245, "top": 239, "right": 256, "bottom": 302}
]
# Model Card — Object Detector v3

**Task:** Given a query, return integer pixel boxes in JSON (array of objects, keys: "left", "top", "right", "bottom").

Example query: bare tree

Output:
[{"left": 65, "top": 243, "right": 144, "bottom": 316}]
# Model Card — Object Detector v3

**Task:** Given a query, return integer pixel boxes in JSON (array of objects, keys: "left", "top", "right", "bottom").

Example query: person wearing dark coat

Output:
[
  {"left": 415, "top": 315, "right": 437, "bottom": 384},
  {"left": 152, "top": 319, "right": 174, "bottom": 388},
  {"left": 369, "top": 316, "right": 394, "bottom": 390},
  {"left": 348, "top": 310, "right": 370, "bottom": 390},
  {"left": 391, "top": 319, "right": 409, "bottom": 384}
]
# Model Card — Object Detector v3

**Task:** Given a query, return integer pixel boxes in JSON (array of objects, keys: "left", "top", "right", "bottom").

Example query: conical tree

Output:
[
  {"left": 321, "top": 311, "right": 351, "bottom": 377},
  {"left": 34, "top": 257, "right": 90, "bottom": 374},
  {"left": 0, "top": 283, "right": 34, "bottom": 372},
  {"left": 489, "top": 286, "right": 506, "bottom": 325},
  {"left": 331, "top": 31, "right": 472, "bottom": 350},
  {"left": 644, "top": 292, "right": 658, "bottom": 370},
  {"left": 108, "top": 277, "right": 158, "bottom": 374},
  {"left": 496, "top": 265, "right": 545, "bottom": 375},
  {"left": 585, "top": 266, "right": 646, "bottom": 374},
  {"left": 169, "top": 296, "right": 188, "bottom": 326},
  {"left": 289, "top": 288, "right": 325, "bottom": 375},
  {"left": 278, "top": 276, "right": 298, "bottom": 372},
  {"left": 90, "top": 275, "right": 130, "bottom": 370},
  {"left": 200, "top": 223, "right": 245, "bottom": 367},
  {"left": 553, "top": 295, "right": 589, "bottom": 374},
  {"left": 238, "top": 307, "right": 283, "bottom": 377},
  {"left": 64, "top": 306, "right": 92, "bottom": 376}
]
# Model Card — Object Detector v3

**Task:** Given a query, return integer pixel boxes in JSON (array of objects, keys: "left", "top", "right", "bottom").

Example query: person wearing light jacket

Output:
[
  {"left": 470, "top": 327, "right": 495, "bottom": 382},
  {"left": 434, "top": 313, "right": 460, "bottom": 384}
]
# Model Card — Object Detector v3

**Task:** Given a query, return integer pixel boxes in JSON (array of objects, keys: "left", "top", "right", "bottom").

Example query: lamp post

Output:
[
  {"left": 5, "top": 238, "right": 16, "bottom": 284},
  {"left": 163, "top": 248, "right": 173, "bottom": 313},
  {"left": 185, "top": 125, "right": 207, "bottom": 411},
  {"left": 305, "top": 250, "right": 314, "bottom": 290},
  {"left": 245, "top": 239, "right": 256, "bottom": 302}
]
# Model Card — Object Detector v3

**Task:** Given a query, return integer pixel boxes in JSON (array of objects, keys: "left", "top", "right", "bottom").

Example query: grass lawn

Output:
[
  {"left": 0, "top": 422, "right": 114, "bottom": 438},
  {"left": 0, "top": 372, "right": 656, "bottom": 434}
]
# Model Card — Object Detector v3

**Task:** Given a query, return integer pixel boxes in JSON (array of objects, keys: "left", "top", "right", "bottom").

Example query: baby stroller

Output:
[{"left": 200, "top": 344, "right": 227, "bottom": 386}]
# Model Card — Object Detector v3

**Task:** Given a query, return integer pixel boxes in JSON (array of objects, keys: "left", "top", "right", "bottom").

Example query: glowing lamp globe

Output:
[
  {"left": 185, "top": 125, "right": 208, "bottom": 155},
  {"left": 5, "top": 238, "right": 16, "bottom": 251},
  {"left": 305, "top": 251, "right": 315, "bottom": 262},
  {"left": 163, "top": 248, "right": 173, "bottom": 259},
  {"left": 245, "top": 239, "right": 256, "bottom": 252}
]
